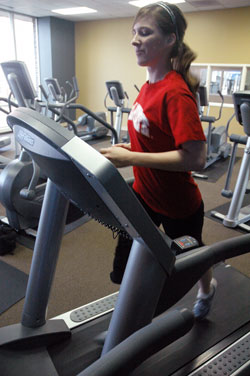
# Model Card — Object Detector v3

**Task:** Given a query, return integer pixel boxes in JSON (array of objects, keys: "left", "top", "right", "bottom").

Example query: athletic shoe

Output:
[
  {"left": 193, "top": 279, "right": 217, "bottom": 320},
  {"left": 110, "top": 271, "right": 123, "bottom": 284}
]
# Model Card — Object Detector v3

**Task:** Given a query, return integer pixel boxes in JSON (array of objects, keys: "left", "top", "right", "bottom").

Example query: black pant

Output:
[{"left": 110, "top": 191, "right": 204, "bottom": 284}]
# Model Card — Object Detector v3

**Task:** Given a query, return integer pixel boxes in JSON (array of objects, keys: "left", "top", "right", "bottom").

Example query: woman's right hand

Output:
[{"left": 100, "top": 143, "right": 132, "bottom": 168}]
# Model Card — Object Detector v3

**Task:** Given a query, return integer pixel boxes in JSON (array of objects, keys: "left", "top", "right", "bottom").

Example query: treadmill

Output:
[{"left": 0, "top": 106, "right": 249, "bottom": 376}]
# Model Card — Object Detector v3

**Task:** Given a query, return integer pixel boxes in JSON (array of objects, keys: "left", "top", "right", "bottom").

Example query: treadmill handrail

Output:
[{"left": 77, "top": 309, "right": 194, "bottom": 376}]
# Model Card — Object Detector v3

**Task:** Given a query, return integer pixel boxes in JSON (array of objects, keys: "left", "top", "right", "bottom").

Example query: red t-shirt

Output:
[{"left": 128, "top": 71, "right": 206, "bottom": 219}]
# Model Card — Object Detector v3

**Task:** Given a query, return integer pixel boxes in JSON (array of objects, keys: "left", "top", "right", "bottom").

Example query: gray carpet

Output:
[
  {"left": 193, "top": 156, "right": 241, "bottom": 183},
  {"left": 205, "top": 194, "right": 250, "bottom": 233}
]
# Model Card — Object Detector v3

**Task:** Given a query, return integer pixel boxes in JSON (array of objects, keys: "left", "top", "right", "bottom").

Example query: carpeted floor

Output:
[
  {"left": 0, "top": 133, "right": 249, "bottom": 328},
  {"left": 193, "top": 155, "right": 241, "bottom": 183}
]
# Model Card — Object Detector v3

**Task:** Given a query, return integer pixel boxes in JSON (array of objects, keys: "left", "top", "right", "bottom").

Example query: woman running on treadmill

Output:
[{"left": 100, "top": 1, "right": 217, "bottom": 320}]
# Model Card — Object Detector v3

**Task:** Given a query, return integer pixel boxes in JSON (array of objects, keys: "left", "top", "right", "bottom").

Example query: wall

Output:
[
  {"left": 185, "top": 8, "right": 250, "bottom": 64},
  {"left": 75, "top": 6, "right": 250, "bottom": 135},
  {"left": 75, "top": 17, "right": 145, "bottom": 122}
]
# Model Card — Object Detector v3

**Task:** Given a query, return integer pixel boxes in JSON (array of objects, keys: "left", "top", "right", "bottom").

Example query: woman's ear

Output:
[{"left": 166, "top": 33, "right": 176, "bottom": 47}]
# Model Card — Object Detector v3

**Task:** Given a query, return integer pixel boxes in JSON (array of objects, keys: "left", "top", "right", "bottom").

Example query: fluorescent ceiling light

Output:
[
  {"left": 129, "top": 0, "right": 185, "bottom": 7},
  {"left": 52, "top": 7, "right": 97, "bottom": 15}
]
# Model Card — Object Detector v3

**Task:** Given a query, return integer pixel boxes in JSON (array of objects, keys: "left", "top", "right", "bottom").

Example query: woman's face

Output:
[{"left": 131, "top": 15, "right": 171, "bottom": 68}]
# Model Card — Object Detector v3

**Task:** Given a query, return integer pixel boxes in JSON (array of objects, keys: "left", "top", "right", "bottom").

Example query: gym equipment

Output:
[
  {"left": 193, "top": 87, "right": 232, "bottom": 179},
  {"left": 0, "top": 61, "right": 117, "bottom": 241},
  {"left": 212, "top": 90, "right": 250, "bottom": 231},
  {"left": 105, "top": 80, "right": 131, "bottom": 142},
  {"left": 45, "top": 76, "right": 109, "bottom": 141},
  {"left": 0, "top": 95, "right": 19, "bottom": 168},
  {"left": 0, "top": 106, "right": 249, "bottom": 375},
  {"left": 0, "top": 62, "right": 51, "bottom": 238},
  {"left": 0, "top": 134, "right": 11, "bottom": 169},
  {"left": 1, "top": 60, "right": 43, "bottom": 110},
  {"left": 43, "top": 76, "right": 77, "bottom": 122},
  {"left": 201, "top": 87, "right": 231, "bottom": 166},
  {"left": 1, "top": 60, "right": 117, "bottom": 143},
  {"left": 0, "top": 62, "right": 45, "bottom": 239},
  {"left": 221, "top": 129, "right": 246, "bottom": 199},
  {"left": 0, "top": 62, "right": 88, "bottom": 245},
  {"left": 45, "top": 77, "right": 68, "bottom": 103}
]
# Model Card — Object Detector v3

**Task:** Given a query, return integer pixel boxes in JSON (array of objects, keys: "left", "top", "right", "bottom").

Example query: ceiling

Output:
[{"left": 0, "top": 0, "right": 250, "bottom": 22}]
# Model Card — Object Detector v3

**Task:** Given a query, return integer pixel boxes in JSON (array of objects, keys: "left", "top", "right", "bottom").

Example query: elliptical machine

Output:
[
  {"left": 44, "top": 76, "right": 109, "bottom": 141},
  {"left": 0, "top": 95, "right": 19, "bottom": 168},
  {"left": 0, "top": 61, "right": 47, "bottom": 241},
  {"left": 193, "top": 87, "right": 232, "bottom": 179},
  {"left": 104, "top": 80, "right": 131, "bottom": 143},
  {"left": 200, "top": 87, "right": 231, "bottom": 167},
  {"left": 211, "top": 90, "right": 250, "bottom": 231}
]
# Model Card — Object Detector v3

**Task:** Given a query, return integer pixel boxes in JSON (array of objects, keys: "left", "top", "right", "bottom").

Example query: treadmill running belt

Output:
[{"left": 47, "top": 263, "right": 250, "bottom": 376}]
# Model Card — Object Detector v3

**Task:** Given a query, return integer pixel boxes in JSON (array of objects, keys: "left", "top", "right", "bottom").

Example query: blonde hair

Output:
[{"left": 133, "top": 2, "right": 199, "bottom": 95}]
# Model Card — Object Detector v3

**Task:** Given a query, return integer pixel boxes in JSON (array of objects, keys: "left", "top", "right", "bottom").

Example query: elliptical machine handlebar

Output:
[
  {"left": 39, "top": 84, "right": 49, "bottom": 101},
  {"left": 72, "top": 76, "right": 79, "bottom": 95},
  {"left": 48, "top": 84, "right": 59, "bottom": 102},
  {"left": 54, "top": 78, "right": 80, "bottom": 123},
  {"left": 0, "top": 95, "right": 18, "bottom": 114},
  {"left": 65, "top": 76, "right": 79, "bottom": 103},
  {"left": 215, "top": 90, "right": 224, "bottom": 121},
  {"left": 68, "top": 103, "right": 119, "bottom": 144},
  {"left": 110, "top": 86, "right": 123, "bottom": 108}
]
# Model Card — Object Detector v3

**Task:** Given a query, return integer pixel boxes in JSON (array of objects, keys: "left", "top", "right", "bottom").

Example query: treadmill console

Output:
[{"left": 233, "top": 90, "right": 250, "bottom": 125}]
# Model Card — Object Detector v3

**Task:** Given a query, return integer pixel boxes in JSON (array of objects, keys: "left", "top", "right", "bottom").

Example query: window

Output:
[
  {"left": 0, "top": 10, "right": 39, "bottom": 132},
  {"left": 191, "top": 63, "right": 250, "bottom": 106},
  {"left": 209, "top": 67, "right": 242, "bottom": 103},
  {"left": 14, "top": 14, "right": 39, "bottom": 90},
  {"left": 0, "top": 11, "right": 15, "bottom": 100}
]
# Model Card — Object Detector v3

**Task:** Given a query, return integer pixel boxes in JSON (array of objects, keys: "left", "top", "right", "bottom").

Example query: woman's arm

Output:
[{"left": 100, "top": 140, "right": 206, "bottom": 171}]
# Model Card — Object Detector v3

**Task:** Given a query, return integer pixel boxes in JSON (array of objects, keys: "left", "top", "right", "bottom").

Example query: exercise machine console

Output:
[{"left": 105, "top": 80, "right": 131, "bottom": 142}]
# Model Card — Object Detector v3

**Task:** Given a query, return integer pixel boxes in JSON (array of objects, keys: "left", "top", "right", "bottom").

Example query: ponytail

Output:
[{"left": 172, "top": 42, "right": 199, "bottom": 96}]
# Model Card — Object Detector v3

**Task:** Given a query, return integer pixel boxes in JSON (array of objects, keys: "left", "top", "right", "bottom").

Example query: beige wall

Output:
[
  {"left": 75, "top": 6, "right": 250, "bottom": 135},
  {"left": 75, "top": 17, "right": 145, "bottom": 120},
  {"left": 185, "top": 8, "right": 250, "bottom": 64}
]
